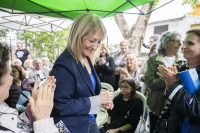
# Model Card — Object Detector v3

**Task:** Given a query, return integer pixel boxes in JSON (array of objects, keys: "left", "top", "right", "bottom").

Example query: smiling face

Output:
[
  {"left": 100, "top": 47, "right": 107, "bottom": 56},
  {"left": 165, "top": 35, "right": 182, "bottom": 56},
  {"left": 81, "top": 30, "right": 102, "bottom": 58},
  {"left": 0, "top": 63, "right": 13, "bottom": 103},
  {"left": 181, "top": 33, "right": 200, "bottom": 61},
  {"left": 120, "top": 43, "right": 128, "bottom": 53},
  {"left": 126, "top": 55, "right": 137, "bottom": 68}
]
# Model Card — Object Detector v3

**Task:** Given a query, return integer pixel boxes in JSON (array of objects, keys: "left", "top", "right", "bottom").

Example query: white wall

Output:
[
  {"left": 179, "top": 15, "right": 200, "bottom": 39},
  {"left": 142, "top": 20, "right": 181, "bottom": 52}
]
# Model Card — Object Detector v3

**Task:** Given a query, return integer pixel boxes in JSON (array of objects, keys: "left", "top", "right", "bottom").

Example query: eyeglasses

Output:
[
  {"left": 121, "top": 85, "right": 132, "bottom": 90},
  {"left": 169, "top": 39, "right": 183, "bottom": 45}
]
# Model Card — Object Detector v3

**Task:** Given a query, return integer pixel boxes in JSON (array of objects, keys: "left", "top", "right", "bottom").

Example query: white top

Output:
[
  {"left": 35, "top": 70, "right": 45, "bottom": 79},
  {"left": 163, "top": 56, "right": 176, "bottom": 67}
]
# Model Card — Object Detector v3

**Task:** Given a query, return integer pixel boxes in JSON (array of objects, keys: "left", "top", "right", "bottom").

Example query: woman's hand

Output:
[
  {"left": 157, "top": 65, "right": 178, "bottom": 85},
  {"left": 106, "top": 129, "right": 118, "bottom": 133},
  {"left": 120, "top": 67, "right": 129, "bottom": 76},
  {"left": 102, "top": 103, "right": 114, "bottom": 110},
  {"left": 101, "top": 58, "right": 106, "bottom": 65},
  {"left": 28, "top": 76, "right": 56, "bottom": 121},
  {"left": 99, "top": 91, "right": 113, "bottom": 105}
]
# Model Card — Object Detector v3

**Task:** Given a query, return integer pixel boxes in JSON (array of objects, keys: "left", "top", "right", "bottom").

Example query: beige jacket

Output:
[{"left": 0, "top": 102, "right": 58, "bottom": 133}]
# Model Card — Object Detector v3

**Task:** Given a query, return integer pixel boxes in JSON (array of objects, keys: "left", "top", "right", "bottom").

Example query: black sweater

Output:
[
  {"left": 108, "top": 93, "right": 143, "bottom": 133},
  {"left": 95, "top": 55, "right": 115, "bottom": 88}
]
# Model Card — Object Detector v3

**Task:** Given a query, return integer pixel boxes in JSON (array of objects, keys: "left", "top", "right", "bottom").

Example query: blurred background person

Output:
[
  {"left": 14, "top": 42, "right": 31, "bottom": 66},
  {"left": 13, "top": 58, "right": 22, "bottom": 66},
  {"left": 143, "top": 31, "right": 187, "bottom": 133},
  {"left": 142, "top": 34, "right": 160, "bottom": 58},
  {"left": 28, "top": 58, "right": 48, "bottom": 83},
  {"left": 118, "top": 54, "right": 141, "bottom": 91},
  {"left": 114, "top": 40, "right": 130, "bottom": 91},
  {"left": 42, "top": 57, "right": 53, "bottom": 69},
  {"left": 95, "top": 43, "right": 115, "bottom": 89},
  {"left": 149, "top": 42, "right": 157, "bottom": 57},
  {"left": 4, "top": 65, "right": 33, "bottom": 111},
  {"left": 24, "top": 59, "right": 33, "bottom": 71},
  {"left": 99, "top": 78, "right": 143, "bottom": 133}
]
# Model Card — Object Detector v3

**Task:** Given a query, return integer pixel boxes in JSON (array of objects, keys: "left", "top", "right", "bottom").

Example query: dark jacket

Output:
[
  {"left": 164, "top": 64, "right": 200, "bottom": 133},
  {"left": 5, "top": 78, "right": 33, "bottom": 108},
  {"left": 95, "top": 55, "right": 115, "bottom": 88},
  {"left": 100, "top": 93, "right": 143, "bottom": 133},
  {"left": 50, "top": 50, "right": 101, "bottom": 133}
]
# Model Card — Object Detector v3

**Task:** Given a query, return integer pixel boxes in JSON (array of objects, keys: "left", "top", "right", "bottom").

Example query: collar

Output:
[{"left": 155, "top": 54, "right": 187, "bottom": 66}]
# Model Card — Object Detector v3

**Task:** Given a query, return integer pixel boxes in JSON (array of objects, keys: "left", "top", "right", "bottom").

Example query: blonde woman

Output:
[
  {"left": 114, "top": 40, "right": 130, "bottom": 91},
  {"left": 95, "top": 43, "right": 115, "bottom": 88},
  {"left": 24, "top": 59, "right": 33, "bottom": 71},
  {"left": 118, "top": 54, "right": 141, "bottom": 91},
  {"left": 50, "top": 13, "right": 113, "bottom": 133}
]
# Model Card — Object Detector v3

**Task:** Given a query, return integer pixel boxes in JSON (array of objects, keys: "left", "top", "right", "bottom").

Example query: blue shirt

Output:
[{"left": 89, "top": 71, "right": 96, "bottom": 123}]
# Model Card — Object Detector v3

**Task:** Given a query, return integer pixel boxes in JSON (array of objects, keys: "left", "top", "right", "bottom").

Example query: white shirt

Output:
[
  {"left": 163, "top": 56, "right": 176, "bottom": 67},
  {"left": 35, "top": 70, "right": 45, "bottom": 79}
]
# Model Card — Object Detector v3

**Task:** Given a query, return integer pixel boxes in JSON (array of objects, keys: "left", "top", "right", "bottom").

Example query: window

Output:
[{"left": 154, "top": 25, "right": 168, "bottom": 35}]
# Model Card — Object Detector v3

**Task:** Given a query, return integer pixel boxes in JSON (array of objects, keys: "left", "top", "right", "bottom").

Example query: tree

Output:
[
  {"left": 182, "top": 0, "right": 200, "bottom": 7},
  {"left": 0, "top": 29, "right": 9, "bottom": 37},
  {"left": 16, "top": 29, "right": 70, "bottom": 61},
  {"left": 114, "top": 1, "right": 160, "bottom": 56}
]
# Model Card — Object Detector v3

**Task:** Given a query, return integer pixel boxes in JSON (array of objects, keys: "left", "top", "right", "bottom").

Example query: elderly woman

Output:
[
  {"left": 50, "top": 12, "right": 113, "bottom": 133},
  {"left": 118, "top": 54, "right": 141, "bottom": 91},
  {"left": 4, "top": 65, "right": 33, "bottom": 109},
  {"left": 13, "top": 58, "right": 22, "bottom": 66},
  {"left": 95, "top": 43, "right": 115, "bottom": 88},
  {"left": 142, "top": 31, "right": 187, "bottom": 133},
  {"left": 156, "top": 28, "right": 200, "bottom": 132},
  {"left": 114, "top": 40, "right": 130, "bottom": 91},
  {"left": 0, "top": 42, "right": 61, "bottom": 133},
  {"left": 24, "top": 59, "right": 33, "bottom": 71}
]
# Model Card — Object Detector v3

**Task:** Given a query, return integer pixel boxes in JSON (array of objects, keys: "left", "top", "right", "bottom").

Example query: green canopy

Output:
[{"left": 0, "top": 0, "right": 155, "bottom": 19}]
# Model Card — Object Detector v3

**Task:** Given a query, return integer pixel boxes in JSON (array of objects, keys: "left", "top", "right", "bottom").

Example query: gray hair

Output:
[
  {"left": 42, "top": 57, "right": 49, "bottom": 62},
  {"left": 157, "top": 31, "right": 181, "bottom": 55},
  {"left": 32, "top": 58, "right": 42, "bottom": 65},
  {"left": 16, "top": 42, "right": 23, "bottom": 46},
  {"left": 13, "top": 59, "right": 22, "bottom": 65}
]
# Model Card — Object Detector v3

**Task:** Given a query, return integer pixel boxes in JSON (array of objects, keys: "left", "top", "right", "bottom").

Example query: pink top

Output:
[
  {"left": 26, "top": 103, "right": 35, "bottom": 125},
  {"left": 115, "top": 54, "right": 125, "bottom": 75}
]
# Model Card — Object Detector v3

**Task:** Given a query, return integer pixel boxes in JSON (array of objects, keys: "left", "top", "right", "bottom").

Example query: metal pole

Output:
[{"left": 52, "top": 32, "right": 54, "bottom": 60}]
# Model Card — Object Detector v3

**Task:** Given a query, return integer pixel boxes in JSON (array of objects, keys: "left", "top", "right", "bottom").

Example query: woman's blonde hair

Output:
[
  {"left": 24, "top": 59, "right": 32, "bottom": 68},
  {"left": 126, "top": 54, "right": 138, "bottom": 72},
  {"left": 119, "top": 40, "right": 129, "bottom": 46},
  {"left": 101, "top": 43, "right": 110, "bottom": 55},
  {"left": 66, "top": 12, "right": 107, "bottom": 66}
]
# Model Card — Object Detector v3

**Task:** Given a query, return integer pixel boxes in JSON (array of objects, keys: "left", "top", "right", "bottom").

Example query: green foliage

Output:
[
  {"left": 182, "top": 0, "right": 200, "bottom": 7},
  {"left": 140, "top": 52, "right": 148, "bottom": 56},
  {"left": 0, "top": 29, "right": 9, "bottom": 37},
  {"left": 16, "top": 29, "right": 70, "bottom": 61}
]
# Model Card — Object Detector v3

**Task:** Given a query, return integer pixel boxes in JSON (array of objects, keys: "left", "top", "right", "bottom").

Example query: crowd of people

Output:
[{"left": 0, "top": 12, "right": 200, "bottom": 133}]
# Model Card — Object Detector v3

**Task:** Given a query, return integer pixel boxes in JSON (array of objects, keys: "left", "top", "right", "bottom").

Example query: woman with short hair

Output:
[
  {"left": 95, "top": 43, "right": 115, "bottom": 88},
  {"left": 143, "top": 31, "right": 187, "bottom": 133},
  {"left": 13, "top": 58, "right": 22, "bottom": 66},
  {"left": 24, "top": 59, "right": 33, "bottom": 71},
  {"left": 50, "top": 13, "right": 113, "bottom": 133},
  {"left": 114, "top": 40, "right": 130, "bottom": 91}
]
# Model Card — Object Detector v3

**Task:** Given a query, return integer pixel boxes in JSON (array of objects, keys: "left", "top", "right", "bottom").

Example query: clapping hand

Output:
[
  {"left": 102, "top": 103, "right": 114, "bottom": 111},
  {"left": 119, "top": 67, "right": 128, "bottom": 75},
  {"left": 157, "top": 65, "right": 178, "bottom": 91},
  {"left": 28, "top": 76, "right": 56, "bottom": 121}
]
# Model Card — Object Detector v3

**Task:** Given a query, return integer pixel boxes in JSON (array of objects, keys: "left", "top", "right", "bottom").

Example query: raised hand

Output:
[{"left": 28, "top": 76, "right": 56, "bottom": 121}]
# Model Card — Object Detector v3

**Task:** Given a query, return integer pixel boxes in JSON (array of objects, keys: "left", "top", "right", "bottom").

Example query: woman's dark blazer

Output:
[
  {"left": 50, "top": 50, "right": 101, "bottom": 133},
  {"left": 95, "top": 55, "right": 115, "bottom": 88}
]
